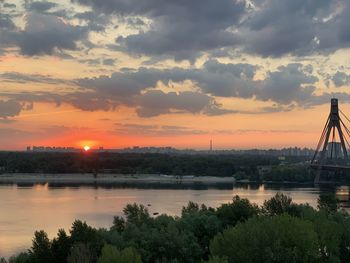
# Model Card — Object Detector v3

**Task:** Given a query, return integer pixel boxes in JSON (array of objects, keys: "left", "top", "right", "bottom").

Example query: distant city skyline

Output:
[
  {"left": 24, "top": 144, "right": 315, "bottom": 156},
  {"left": 1, "top": 1, "right": 350, "bottom": 150}
]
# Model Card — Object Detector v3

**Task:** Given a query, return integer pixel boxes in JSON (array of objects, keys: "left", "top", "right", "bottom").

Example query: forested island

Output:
[
  {"left": 0, "top": 152, "right": 316, "bottom": 182},
  {"left": 2, "top": 193, "right": 350, "bottom": 263}
]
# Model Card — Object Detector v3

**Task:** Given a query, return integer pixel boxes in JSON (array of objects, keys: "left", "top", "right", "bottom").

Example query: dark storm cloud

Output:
[{"left": 73, "top": 0, "right": 245, "bottom": 60}]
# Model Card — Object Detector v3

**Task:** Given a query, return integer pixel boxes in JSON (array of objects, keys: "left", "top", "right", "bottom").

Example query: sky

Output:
[{"left": 1, "top": 0, "right": 350, "bottom": 150}]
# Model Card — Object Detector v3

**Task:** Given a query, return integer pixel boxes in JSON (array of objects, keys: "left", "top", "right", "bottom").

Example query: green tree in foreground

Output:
[
  {"left": 30, "top": 230, "right": 53, "bottom": 263},
  {"left": 98, "top": 245, "right": 142, "bottom": 263},
  {"left": 7, "top": 253, "right": 31, "bottom": 263},
  {"left": 262, "top": 192, "right": 294, "bottom": 216},
  {"left": 318, "top": 192, "right": 340, "bottom": 214},
  {"left": 210, "top": 214, "right": 319, "bottom": 263},
  {"left": 216, "top": 195, "right": 259, "bottom": 227},
  {"left": 67, "top": 243, "right": 93, "bottom": 263},
  {"left": 51, "top": 229, "right": 71, "bottom": 263}
]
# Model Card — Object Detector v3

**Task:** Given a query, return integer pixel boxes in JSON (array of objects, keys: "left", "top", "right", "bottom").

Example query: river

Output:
[{"left": 1, "top": 183, "right": 349, "bottom": 258}]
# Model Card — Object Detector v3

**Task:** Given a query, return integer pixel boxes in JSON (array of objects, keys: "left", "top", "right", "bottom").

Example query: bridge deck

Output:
[{"left": 310, "top": 164, "right": 350, "bottom": 171}]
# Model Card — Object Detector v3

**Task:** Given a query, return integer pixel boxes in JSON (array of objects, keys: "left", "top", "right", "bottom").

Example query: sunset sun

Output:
[{"left": 83, "top": 145, "right": 91, "bottom": 152}]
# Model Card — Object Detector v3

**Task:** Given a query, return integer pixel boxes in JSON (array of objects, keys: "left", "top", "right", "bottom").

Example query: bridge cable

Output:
[
  {"left": 340, "top": 109, "right": 350, "bottom": 124},
  {"left": 339, "top": 119, "right": 350, "bottom": 150},
  {"left": 312, "top": 115, "right": 330, "bottom": 162}
]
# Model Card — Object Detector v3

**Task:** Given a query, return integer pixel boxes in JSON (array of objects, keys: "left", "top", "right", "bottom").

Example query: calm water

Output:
[{"left": 1, "top": 183, "right": 350, "bottom": 258}]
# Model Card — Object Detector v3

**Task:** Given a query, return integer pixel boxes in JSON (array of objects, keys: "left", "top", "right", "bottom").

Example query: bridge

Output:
[{"left": 311, "top": 98, "right": 350, "bottom": 182}]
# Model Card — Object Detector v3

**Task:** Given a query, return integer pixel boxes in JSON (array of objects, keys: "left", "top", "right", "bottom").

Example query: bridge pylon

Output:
[{"left": 311, "top": 98, "right": 350, "bottom": 182}]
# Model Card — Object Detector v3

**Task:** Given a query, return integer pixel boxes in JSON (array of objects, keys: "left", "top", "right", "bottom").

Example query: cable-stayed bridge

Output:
[{"left": 311, "top": 98, "right": 350, "bottom": 182}]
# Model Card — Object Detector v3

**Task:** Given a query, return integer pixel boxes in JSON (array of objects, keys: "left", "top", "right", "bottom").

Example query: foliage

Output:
[
  {"left": 98, "top": 245, "right": 142, "bottom": 263},
  {"left": 261, "top": 165, "right": 313, "bottom": 182},
  {"left": 0, "top": 152, "right": 304, "bottom": 180},
  {"left": 216, "top": 195, "right": 259, "bottom": 227},
  {"left": 7, "top": 253, "right": 31, "bottom": 263},
  {"left": 318, "top": 192, "right": 340, "bottom": 214},
  {"left": 30, "top": 230, "right": 53, "bottom": 263},
  {"left": 51, "top": 229, "right": 71, "bottom": 263},
  {"left": 123, "top": 204, "right": 151, "bottom": 226},
  {"left": 210, "top": 214, "right": 320, "bottom": 263},
  {"left": 70, "top": 220, "right": 104, "bottom": 261},
  {"left": 67, "top": 243, "right": 93, "bottom": 263},
  {"left": 262, "top": 192, "right": 294, "bottom": 216}
]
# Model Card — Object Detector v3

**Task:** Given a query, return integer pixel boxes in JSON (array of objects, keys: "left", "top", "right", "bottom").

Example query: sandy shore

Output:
[{"left": 0, "top": 173, "right": 234, "bottom": 185}]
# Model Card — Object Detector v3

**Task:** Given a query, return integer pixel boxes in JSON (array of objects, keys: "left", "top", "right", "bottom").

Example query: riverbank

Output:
[{"left": 0, "top": 173, "right": 235, "bottom": 186}]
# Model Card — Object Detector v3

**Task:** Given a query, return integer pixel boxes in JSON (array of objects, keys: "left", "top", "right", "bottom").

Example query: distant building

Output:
[
  {"left": 30, "top": 146, "right": 80, "bottom": 152},
  {"left": 327, "top": 142, "right": 343, "bottom": 158},
  {"left": 257, "top": 165, "right": 272, "bottom": 176}
]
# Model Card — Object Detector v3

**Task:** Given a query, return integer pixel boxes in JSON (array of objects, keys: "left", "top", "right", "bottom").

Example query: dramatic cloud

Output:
[
  {"left": 242, "top": 0, "right": 332, "bottom": 57},
  {"left": 76, "top": 60, "right": 258, "bottom": 98},
  {"left": 71, "top": 0, "right": 350, "bottom": 59},
  {"left": 332, "top": 72, "right": 350, "bottom": 87},
  {"left": 76, "top": 60, "right": 317, "bottom": 105},
  {"left": 256, "top": 64, "right": 318, "bottom": 104},
  {"left": 15, "top": 13, "right": 88, "bottom": 56},
  {"left": 73, "top": 0, "right": 245, "bottom": 60},
  {"left": 0, "top": 100, "right": 22, "bottom": 119},
  {"left": 0, "top": 58, "right": 323, "bottom": 117},
  {"left": 2, "top": 0, "right": 350, "bottom": 59},
  {"left": 135, "top": 90, "right": 232, "bottom": 118},
  {"left": 0, "top": 13, "right": 16, "bottom": 30},
  {"left": 27, "top": 1, "right": 58, "bottom": 12},
  {"left": 0, "top": 72, "right": 69, "bottom": 84}
]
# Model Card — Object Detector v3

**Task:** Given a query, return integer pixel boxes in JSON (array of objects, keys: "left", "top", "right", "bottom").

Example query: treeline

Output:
[
  {"left": 2, "top": 193, "right": 350, "bottom": 263},
  {"left": 233, "top": 164, "right": 314, "bottom": 182},
  {"left": 0, "top": 152, "right": 309, "bottom": 179},
  {"left": 0, "top": 152, "right": 282, "bottom": 176}
]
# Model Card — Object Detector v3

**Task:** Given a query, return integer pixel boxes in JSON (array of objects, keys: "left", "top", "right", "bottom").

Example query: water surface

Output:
[{"left": 1, "top": 183, "right": 349, "bottom": 258}]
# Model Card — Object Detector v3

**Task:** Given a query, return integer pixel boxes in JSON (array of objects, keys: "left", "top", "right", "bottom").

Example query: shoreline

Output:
[
  {"left": 0, "top": 173, "right": 235, "bottom": 185},
  {"left": 0, "top": 173, "right": 329, "bottom": 187}
]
